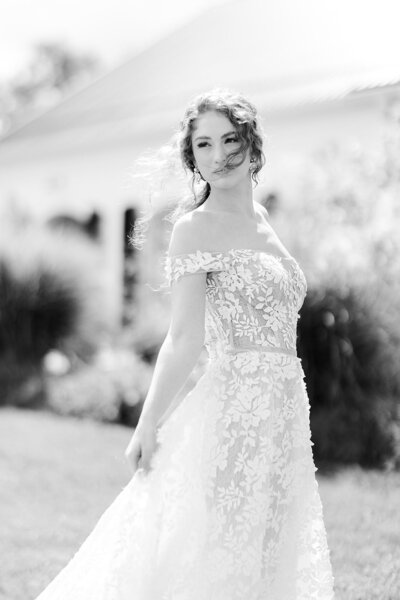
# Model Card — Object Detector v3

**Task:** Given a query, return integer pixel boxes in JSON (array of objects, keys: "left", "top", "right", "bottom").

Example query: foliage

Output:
[
  {"left": 298, "top": 286, "right": 400, "bottom": 468},
  {"left": 0, "top": 253, "right": 80, "bottom": 364},
  {"left": 0, "top": 41, "right": 103, "bottom": 137},
  {"left": 274, "top": 100, "right": 400, "bottom": 468},
  {"left": 45, "top": 347, "right": 153, "bottom": 426},
  {"left": 0, "top": 224, "right": 109, "bottom": 406}
]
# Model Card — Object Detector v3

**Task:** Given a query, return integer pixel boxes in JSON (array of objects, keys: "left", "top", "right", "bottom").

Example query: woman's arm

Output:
[
  {"left": 125, "top": 216, "right": 207, "bottom": 474},
  {"left": 138, "top": 329, "right": 204, "bottom": 429}
]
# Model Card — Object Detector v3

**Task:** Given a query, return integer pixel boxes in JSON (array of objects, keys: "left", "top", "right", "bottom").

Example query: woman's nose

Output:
[{"left": 212, "top": 144, "right": 226, "bottom": 164}]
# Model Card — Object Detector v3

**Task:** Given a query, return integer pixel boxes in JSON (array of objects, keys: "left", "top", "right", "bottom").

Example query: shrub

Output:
[
  {"left": 45, "top": 346, "right": 153, "bottom": 426},
  {"left": 0, "top": 257, "right": 80, "bottom": 364},
  {"left": 0, "top": 224, "right": 108, "bottom": 406},
  {"left": 298, "top": 284, "right": 400, "bottom": 468}
]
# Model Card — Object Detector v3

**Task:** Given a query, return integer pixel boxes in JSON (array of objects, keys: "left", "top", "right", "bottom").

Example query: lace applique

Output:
[
  {"left": 163, "top": 250, "right": 229, "bottom": 286},
  {"left": 162, "top": 249, "right": 307, "bottom": 357}
]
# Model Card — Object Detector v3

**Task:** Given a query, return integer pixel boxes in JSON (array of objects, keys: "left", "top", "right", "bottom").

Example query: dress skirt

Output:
[{"left": 34, "top": 349, "right": 335, "bottom": 600}]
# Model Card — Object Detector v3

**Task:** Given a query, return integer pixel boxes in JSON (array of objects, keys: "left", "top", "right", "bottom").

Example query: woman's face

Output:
[{"left": 191, "top": 110, "right": 251, "bottom": 189}]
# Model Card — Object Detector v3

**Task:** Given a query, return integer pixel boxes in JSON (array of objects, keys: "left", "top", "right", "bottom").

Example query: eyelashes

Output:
[{"left": 196, "top": 137, "right": 239, "bottom": 149}]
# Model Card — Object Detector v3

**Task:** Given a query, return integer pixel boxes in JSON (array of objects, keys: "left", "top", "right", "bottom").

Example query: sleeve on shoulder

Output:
[{"left": 162, "top": 250, "right": 227, "bottom": 286}]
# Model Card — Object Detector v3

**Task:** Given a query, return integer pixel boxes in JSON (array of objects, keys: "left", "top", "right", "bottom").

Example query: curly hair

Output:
[
  {"left": 129, "top": 88, "right": 266, "bottom": 250},
  {"left": 178, "top": 87, "right": 266, "bottom": 204}
]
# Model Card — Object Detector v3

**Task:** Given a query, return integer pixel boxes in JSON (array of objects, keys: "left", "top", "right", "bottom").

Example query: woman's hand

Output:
[{"left": 124, "top": 419, "right": 159, "bottom": 475}]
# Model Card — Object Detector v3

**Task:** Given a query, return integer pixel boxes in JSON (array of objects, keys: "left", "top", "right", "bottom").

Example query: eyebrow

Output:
[{"left": 193, "top": 130, "right": 238, "bottom": 142}]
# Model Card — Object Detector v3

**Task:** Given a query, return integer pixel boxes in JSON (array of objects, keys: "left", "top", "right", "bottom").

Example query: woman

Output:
[{"left": 34, "top": 89, "right": 335, "bottom": 599}]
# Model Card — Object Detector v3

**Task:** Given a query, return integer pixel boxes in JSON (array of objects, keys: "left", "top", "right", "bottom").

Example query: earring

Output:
[{"left": 194, "top": 167, "right": 202, "bottom": 183}]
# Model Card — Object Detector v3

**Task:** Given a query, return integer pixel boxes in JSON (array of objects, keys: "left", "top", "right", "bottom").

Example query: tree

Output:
[{"left": 0, "top": 41, "right": 103, "bottom": 137}]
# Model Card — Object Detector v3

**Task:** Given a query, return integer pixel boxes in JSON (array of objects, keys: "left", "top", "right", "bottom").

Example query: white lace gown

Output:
[{"left": 34, "top": 248, "right": 335, "bottom": 600}]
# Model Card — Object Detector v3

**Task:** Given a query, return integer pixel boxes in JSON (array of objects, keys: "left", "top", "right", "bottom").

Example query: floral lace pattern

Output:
[
  {"left": 34, "top": 249, "right": 335, "bottom": 600},
  {"left": 163, "top": 248, "right": 307, "bottom": 358}
]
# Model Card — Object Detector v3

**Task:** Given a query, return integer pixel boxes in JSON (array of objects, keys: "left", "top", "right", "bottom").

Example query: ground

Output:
[{"left": 0, "top": 407, "right": 399, "bottom": 600}]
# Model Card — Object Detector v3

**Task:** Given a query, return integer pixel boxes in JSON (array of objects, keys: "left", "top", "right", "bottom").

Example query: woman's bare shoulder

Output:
[{"left": 167, "top": 211, "right": 213, "bottom": 256}]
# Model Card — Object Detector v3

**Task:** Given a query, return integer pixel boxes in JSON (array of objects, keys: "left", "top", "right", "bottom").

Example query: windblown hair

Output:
[{"left": 129, "top": 88, "right": 266, "bottom": 250}]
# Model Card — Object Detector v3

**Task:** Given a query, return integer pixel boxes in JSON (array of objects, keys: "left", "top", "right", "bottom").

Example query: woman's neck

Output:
[{"left": 204, "top": 177, "right": 255, "bottom": 218}]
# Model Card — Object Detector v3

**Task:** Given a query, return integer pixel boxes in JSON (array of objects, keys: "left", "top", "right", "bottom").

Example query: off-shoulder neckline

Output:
[{"left": 167, "top": 248, "right": 296, "bottom": 262}]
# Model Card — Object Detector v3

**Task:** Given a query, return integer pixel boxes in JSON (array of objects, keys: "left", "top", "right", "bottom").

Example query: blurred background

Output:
[{"left": 1, "top": 1, "right": 400, "bottom": 598}]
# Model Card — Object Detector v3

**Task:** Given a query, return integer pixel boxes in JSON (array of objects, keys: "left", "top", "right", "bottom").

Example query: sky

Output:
[
  {"left": 0, "top": 0, "right": 226, "bottom": 82},
  {"left": 2, "top": 0, "right": 400, "bottom": 86}
]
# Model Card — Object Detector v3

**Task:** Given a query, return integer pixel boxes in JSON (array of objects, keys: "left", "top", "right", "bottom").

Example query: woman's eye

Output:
[{"left": 196, "top": 137, "right": 238, "bottom": 148}]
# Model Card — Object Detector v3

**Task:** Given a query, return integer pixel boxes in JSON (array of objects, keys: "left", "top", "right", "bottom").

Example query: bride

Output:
[{"left": 34, "top": 88, "right": 335, "bottom": 599}]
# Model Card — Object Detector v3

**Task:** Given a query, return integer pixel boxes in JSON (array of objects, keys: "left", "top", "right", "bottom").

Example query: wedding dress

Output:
[{"left": 34, "top": 248, "right": 335, "bottom": 600}]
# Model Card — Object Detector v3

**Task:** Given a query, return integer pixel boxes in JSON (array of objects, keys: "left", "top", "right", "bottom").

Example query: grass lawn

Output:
[{"left": 0, "top": 406, "right": 399, "bottom": 600}]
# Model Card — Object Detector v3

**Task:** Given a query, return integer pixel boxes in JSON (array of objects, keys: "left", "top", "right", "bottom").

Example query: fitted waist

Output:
[{"left": 206, "top": 343, "right": 297, "bottom": 358}]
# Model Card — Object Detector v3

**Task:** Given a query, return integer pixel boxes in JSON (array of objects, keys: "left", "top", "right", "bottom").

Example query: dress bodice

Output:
[{"left": 163, "top": 248, "right": 307, "bottom": 358}]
